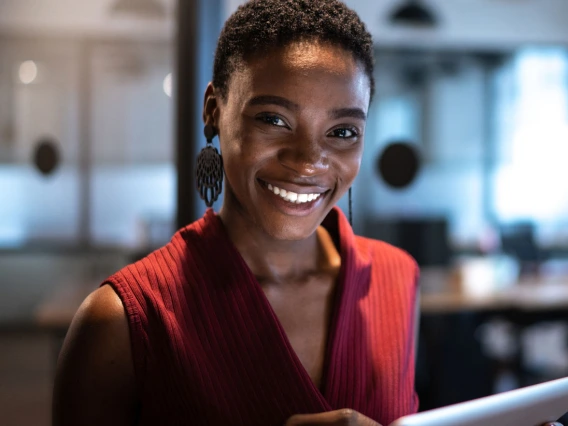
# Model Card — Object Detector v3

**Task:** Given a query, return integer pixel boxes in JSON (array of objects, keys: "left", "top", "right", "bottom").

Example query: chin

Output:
[{"left": 258, "top": 216, "right": 320, "bottom": 241}]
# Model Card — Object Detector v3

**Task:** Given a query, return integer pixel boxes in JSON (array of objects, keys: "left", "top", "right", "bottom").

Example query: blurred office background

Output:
[{"left": 1, "top": 0, "right": 568, "bottom": 424}]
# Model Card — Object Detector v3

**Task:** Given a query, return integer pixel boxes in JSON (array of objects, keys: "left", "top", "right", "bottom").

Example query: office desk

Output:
[
  {"left": 35, "top": 280, "right": 98, "bottom": 330},
  {"left": 34, "top": 270, "right": 568, "bottom": 390},
  {"left": 34, "top": 269, "right": 568, "bottom": 334},
  {"left": 419, "top": 269, "right": 568, "bottom": 313},
  {"left": 34, "top": 280, "right": 98, "bottom": 370},
  {"left": 34, "top": 270, "right": 568, "bottom": 331},
  {"left": 417, "top": 269, "right": 568, "bottom": 411},
  {"left": 421, "top": 282, "right": 568, "bottom": 313}
]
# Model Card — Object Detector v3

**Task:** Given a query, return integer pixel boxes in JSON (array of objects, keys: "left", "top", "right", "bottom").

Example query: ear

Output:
[{"left": 202, "top": 82, "right": 219, "bottom": 128}]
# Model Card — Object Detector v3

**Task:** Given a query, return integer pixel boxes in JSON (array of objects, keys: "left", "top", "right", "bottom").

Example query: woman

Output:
[{"left": 52, "top": 1, "right": 419, "bottom": 425}]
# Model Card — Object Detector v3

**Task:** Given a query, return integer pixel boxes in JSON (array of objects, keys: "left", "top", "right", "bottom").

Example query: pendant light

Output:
[{"left": 388, "top": 0, "right": 438, "bottom": 28}]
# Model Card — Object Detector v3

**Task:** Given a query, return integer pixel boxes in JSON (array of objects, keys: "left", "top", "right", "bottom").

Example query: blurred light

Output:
[
  {"left": 494, "top": 49, "right": 568, "bottom": 222},
  {"left": 163, "top": 73, "right": 172, "bottom": 98},
  {"left": 19, "top": 60, "right": 38, "bottom": 84}
]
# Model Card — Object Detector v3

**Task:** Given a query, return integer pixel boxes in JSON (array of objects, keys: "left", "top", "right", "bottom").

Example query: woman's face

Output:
[{"left": 207, "top": 40, "right": 371, "bottom": 240}]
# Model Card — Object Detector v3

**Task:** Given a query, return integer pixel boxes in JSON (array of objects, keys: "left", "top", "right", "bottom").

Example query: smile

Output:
[{"left": 266, "top": 183, "right": 322, "bottom": 204}]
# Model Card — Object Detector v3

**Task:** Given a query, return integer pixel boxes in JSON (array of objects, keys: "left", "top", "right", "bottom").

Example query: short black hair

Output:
[{"left": 212, "top": 0, "right": 375, "bottom": 101}]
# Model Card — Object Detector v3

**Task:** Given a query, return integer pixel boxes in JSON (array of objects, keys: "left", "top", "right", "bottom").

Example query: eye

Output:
[
  {"left": 328, "top": 127, "right": 359, "bottom": 139},
  {"left": 257, "top": 114, "right": 288, "bottom": 128}
]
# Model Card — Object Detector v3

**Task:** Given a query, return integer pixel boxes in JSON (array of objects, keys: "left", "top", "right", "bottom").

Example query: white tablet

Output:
[{"left": 390, "top": 377, "right": 568, "bottom": 426}]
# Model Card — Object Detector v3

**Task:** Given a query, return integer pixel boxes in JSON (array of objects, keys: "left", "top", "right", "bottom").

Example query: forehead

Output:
[
  {"left": 226, "top": 41, "right": 371, "bottom": 106},
  {"left": 264, "top": 40, "right": 358, "bottom": 75}
]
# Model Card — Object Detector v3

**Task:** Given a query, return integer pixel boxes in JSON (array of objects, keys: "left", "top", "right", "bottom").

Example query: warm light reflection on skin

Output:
[
  {"left": 19, "top": 60, "right": 38, "bottom": 84},
  {"left": 283, "top": 41, "right": 358, "bottom": 78}
]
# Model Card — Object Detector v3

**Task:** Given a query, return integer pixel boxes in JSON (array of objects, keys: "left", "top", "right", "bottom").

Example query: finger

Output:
[
  {"left": 285, "top": 409, "right": 355, "bottom": 425},
  {"left": 541, "top": 423, "right": 563, "bottom": 426},
  {"left": 285, "top": 409, "right": 381, "bottom": 426}
]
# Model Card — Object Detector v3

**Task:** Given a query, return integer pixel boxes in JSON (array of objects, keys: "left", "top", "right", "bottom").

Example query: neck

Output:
[{"left": 218, "top": 202, "right": 338, "bottom": 286}]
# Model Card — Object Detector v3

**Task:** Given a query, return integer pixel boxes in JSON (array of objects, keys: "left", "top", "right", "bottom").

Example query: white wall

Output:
[
  {"left": 0, "top": 0, "right": 175, "bottom": 40},
  {"left": 225, "top": 0, "right": 568, "bottom": 49},
  {"left": 0, "top": 38, "right": 175, "bottom": 248},
  {"left": 2, "top": 0, "right": 567, "bottom": 46},
  {"left": 3, "top": 0, "right": 568, "bottom": 47}
]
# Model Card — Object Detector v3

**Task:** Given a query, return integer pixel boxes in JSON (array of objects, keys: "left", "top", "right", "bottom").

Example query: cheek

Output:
[
  {"left": 335, "top": 146, "right": 363, "bottom": 184},
  {"left": 220, "top": 120, "right": 279, "bottom": 170},
  {"left": 219, "top": 131, "right": 269, "bottom": 190},
  {"left": 221, "top": 133, "right": 261, "bottom": 166},
  {"left": 218, "top": 116, "right": 247, "bottom": 166}
]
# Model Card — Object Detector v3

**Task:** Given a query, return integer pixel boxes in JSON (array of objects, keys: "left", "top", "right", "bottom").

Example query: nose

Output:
[{"left": 277, "top": 135, "right": 329, "bottom": 177}]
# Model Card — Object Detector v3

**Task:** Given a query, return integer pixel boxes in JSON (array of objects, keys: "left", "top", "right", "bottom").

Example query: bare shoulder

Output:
[
  {"left": 52, "top": 284, "right": 138, "bottom": 426},
  {"left": 67, "top": 283, "right": 126, "bottom": 321}
]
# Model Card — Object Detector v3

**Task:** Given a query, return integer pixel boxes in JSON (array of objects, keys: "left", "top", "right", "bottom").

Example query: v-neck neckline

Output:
[{"left": 205, "top": 207, "right": 353, "bottom": 404}]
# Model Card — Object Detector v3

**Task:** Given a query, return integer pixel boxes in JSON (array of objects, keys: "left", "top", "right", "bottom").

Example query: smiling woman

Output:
[
  {"left": 52, "top": 1, "right": 420, "bottom": 426},
  {"left": 211, "top": 40, "right": 370, "bottom": 241}
]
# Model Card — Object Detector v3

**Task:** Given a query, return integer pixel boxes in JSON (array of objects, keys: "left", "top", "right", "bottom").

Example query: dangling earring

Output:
[
  {"left": 348, "top": 186, "right": 353, "bottom": 227},
  {"left": 196, "top": 124, "right": 223, "bottom": 207}
]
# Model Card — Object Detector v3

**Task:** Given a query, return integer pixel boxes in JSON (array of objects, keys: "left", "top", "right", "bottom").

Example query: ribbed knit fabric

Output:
[{"left": 104, "top": 206, "right": 419, "bottom": 426}]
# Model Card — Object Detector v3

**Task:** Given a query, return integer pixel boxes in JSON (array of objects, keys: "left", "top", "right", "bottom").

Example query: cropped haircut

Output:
[{"left": 212, "top": 0, "right": 375, "bottom": 101}]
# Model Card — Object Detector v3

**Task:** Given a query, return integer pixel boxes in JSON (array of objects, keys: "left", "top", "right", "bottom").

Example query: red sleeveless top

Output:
[{"left": 104, "top": 207, "right": 419, "bottom": 426}]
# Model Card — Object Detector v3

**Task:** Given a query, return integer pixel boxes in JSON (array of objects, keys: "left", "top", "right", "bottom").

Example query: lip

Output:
[
  {"left": 257, "top": 178, "right": 328, "bottom": 216},
  {"left": 259, "top": 178, "right": 328, "bottom": 195}
]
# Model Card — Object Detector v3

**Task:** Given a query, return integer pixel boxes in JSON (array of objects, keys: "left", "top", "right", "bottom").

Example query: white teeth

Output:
[{"left": 265, "top": 182, "right": 322, "bottom": 204}]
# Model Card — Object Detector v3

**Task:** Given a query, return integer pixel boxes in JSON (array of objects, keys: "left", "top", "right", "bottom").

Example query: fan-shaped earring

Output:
[{"left": 196, "top": 124, "right": 223, "bottom": 207}]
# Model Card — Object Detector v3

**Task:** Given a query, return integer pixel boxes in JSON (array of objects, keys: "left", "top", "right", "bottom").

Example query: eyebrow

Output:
[
  {"left": 330, "top": 107, "right": 367, "bottom": 121},
  {"left": 247, "top": 95, "right": 367, "bottom": 121},
  {"left": 247, "top": 95, "right": 299, "bottom": 111}
]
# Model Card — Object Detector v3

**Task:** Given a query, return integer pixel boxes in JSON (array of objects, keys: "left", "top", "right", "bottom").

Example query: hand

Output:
[
  {"left": 541, "top": 423, "right": 563, "bottom": 426},
  {"left": 285, "top": 409, "right": 382, "bottom": 426}
]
